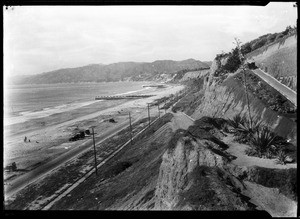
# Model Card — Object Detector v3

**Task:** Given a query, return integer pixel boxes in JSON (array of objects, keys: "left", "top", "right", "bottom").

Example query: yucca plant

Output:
[
  {"left": 228, "top": 114, "right": 246, "bottom": 130},
  {"left": 250, "top": 126, "right": 277, "bottom": 155},
  {"left": 238, "top": 117, "right": 262, "bottom": 133}
]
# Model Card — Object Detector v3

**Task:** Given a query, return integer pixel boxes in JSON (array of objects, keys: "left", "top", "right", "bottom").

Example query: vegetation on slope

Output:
[
  {"left": 171, "top": 77, "right": 205, "bottom": 114},
  {"left": 49, "top": 113, "right": 174, "bottom": 210},
  {"left": 233, "top": 70, "right": 296, "bottom": 114},
  {"left": 226, "top": 113, "right": 296, "bottom": 164},
  {"left": 241, "top": 25, "right": 297, "bottom": 55},
  {"left": 212, "top": 25, "right": 297, "bottom": 83}
]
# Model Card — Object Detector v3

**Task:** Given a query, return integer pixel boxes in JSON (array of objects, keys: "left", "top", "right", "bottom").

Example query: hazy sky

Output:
[{"left": 4, "top": 3, "right": 297, "bottom": 76}]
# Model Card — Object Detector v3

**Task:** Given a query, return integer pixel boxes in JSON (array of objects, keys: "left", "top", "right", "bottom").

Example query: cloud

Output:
[{"left": 4, "top": 3, "right": 297, "bottom": 76}]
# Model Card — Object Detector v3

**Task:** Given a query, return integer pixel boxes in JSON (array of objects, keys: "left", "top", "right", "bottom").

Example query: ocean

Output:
[{"left": 4, "top": 81, "right": 151, "bottom": 126}]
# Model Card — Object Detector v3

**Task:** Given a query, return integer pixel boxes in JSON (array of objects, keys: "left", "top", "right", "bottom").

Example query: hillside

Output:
[
  {"left": 245, "top": 33, "right": 297, "bottom": 91},
  {"left": 12, "top": 59, "right": 210, "bottom": 84},
  {"left": 212, "top": 26, "right": 297, "bottom": 91},
  {"left": 5, "top": 25, "right": 297, "bottom": 215}
]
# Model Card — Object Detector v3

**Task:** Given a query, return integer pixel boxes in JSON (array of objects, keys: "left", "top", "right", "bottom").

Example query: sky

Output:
[{"left": 3, "top": 3, "right": 298, "bottom": 77}]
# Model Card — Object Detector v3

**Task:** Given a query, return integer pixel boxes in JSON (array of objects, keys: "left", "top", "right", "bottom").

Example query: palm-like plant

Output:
[
  {"left": 228, "top": 114, "right": 246, "bottom": 130},
  {"left": 250, "top": 126, "right": 277, "bottom": 154},
  {"left": 238, "top": 117, "right": 262, "bottom": 134}
]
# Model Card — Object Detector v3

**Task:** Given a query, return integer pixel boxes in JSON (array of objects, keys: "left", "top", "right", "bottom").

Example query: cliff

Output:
[
  {"left": 246, "top": 33, "right": 297, "bottom": 91},
  {"left": 153, "top": 117, "right": 297, "bottom": 215},
  {"left": 186, "top": 56, "right": 297, "bottom": 141}
]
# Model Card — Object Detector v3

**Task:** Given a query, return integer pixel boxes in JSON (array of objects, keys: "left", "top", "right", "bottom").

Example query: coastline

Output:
[{"left": 4, "top": 83, "right": 184, "bottom": 181}]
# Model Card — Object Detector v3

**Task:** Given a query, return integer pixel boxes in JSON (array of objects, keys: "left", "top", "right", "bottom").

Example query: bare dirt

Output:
[{"left": 221, "top": 133, "right": 297, "bottom": 217}]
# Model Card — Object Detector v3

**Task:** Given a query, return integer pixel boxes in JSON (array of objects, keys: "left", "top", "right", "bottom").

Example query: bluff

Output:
[{"left": 245, "top": 33, "right": 297, "bottom": 91}]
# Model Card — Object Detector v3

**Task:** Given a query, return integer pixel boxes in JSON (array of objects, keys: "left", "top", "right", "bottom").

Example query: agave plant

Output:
[
  {"left": 237, "top": 117, "right": 262, "bottom": 134},
  {"left": 228, "top": 114, "right": 246, "bottom": 130},
  {"left": 250, "top": 126, "right": 277, "bottom": 154}
]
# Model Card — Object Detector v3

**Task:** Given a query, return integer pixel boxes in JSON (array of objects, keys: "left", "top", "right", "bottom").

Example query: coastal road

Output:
[
  {"left": 4, "top": 112, "right": 146, "bottom": 199},
  {"left": 251, "top": 69, "right": 297, "bottom": 106}
]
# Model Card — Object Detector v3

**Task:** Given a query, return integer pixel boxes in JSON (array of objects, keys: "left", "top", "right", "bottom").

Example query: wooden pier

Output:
[
  {"left": 95, "top": 94, "right": 155, "bottom": 100},
  {"left": 142, "top": 84, "right": 166, "bottom": 88}
]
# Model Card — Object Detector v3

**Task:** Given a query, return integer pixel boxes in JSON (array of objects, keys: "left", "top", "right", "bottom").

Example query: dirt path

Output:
[{"left": 222, "top": 134, "right": 296, "bottom": 169}]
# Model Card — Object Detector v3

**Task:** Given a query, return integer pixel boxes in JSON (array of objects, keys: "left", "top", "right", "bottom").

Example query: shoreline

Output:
[
  {"left": 4, "top": 83, "right": 185, "bottom": 179},
  {"left": 4, "top": 84, "right": 153, "bottom": 127}
]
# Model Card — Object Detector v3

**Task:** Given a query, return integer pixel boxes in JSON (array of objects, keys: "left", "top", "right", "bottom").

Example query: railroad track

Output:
[{"left": 40, "top": 116, "right": 161, "bottom": 210}]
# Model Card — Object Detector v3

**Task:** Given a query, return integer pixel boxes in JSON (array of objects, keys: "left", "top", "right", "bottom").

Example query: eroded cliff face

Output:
[
  {"left": 154, "top": 136, "right": 254, "bottom": 210},
  {"left": 153, "top": 119, "right": 297, "bottom": 214},
  {"left": 246, "top": 34, "right": 297, "bottom": 92},
  {"left": 192, "top": 69, "right": 296, "bottom": 141}
]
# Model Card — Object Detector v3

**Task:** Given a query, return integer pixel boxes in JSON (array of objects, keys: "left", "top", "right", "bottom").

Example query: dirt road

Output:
[{"left": 252, "top": 69, "right": 297, "bottom": 106}]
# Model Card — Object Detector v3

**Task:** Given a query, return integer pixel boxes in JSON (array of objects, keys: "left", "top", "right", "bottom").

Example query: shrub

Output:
[
  {"left": 245, "top": 147, "right": 259, "bottom": 157},
  {"left": 227, "top": 114, "right": 246, "bottom": 130},
  {"left": 249, "top": 126, "right": 279, "bottom": 155},
  {"left": 275, "top": 150, "right": 288, "bottom": 165}
]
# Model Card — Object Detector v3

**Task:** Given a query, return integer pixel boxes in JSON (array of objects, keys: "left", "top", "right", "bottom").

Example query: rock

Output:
[{"left": 285, "top": 156, "right": 294, "bottom": 163}]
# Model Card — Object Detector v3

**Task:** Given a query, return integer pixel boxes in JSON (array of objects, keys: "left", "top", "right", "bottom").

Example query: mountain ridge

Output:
[{"left": 10, "top": 59, "right": 210, "bottom": 84}]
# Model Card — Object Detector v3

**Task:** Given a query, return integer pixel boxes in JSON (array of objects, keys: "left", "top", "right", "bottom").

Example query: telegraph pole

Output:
[
  {"left": 92, "top": 127, "right": 98, "bottom": 175},
  {"left": 147, "top": 103, "right": 151, "bottom": 127},
  {"left": 157, "top": 104, "right": 160, "bottom": 118},
  {"left": 129, "top": 112, "right": 133, "bottom": 145}
]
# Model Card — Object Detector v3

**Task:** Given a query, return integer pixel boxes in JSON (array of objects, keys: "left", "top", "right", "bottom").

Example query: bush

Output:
[
  {"left": 227, "top": 114, "right": 246, "bottom": 130},
  {"left": 275, "top": 150, "right": 288, "bottom": 165},
  {"left": 250, "top": 126, "right": 276, "bottom": 155}
]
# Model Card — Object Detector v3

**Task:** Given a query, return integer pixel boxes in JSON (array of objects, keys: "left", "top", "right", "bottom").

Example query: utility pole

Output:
[
  {"left": 92, "top": 127, "right": 98, "bottom": 175},
  {"left": 129, "top": 112, "right": 133, "bottom": 145},
  {"left": 147, "top": 103, "right": 151, "bottom": 127},
  {"left": 157, "top": 104, "right": 160, "bottom": 118},
  {"left": 164, "top": 99, "right": 167, "bottom": 114}
]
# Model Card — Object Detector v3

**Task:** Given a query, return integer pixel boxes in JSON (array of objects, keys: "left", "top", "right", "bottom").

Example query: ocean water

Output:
[{"left": 4, "top": 82, "right": 151, "bottom": 126}]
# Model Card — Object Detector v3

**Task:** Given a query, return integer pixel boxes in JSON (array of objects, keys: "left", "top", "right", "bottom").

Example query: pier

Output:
[
  {"left": 95, "top": 94, "right": 155, "bottom": 100},
  {"left": 142, "top": 84, "right": 167, "bottom": 88}
]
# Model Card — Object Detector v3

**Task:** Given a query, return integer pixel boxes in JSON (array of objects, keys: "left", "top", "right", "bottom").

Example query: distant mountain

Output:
[
  {"left": 202, "top": 61, "right": 213, "bottom": 67},
  {"left": 12, "top": 59, "right": 210, "bottom": 84}
]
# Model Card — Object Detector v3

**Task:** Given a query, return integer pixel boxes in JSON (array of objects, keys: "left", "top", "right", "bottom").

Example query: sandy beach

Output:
[{"left": 4, "top": 83, "right": 184, "bottom": 180}]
